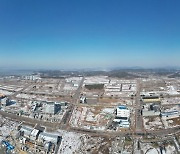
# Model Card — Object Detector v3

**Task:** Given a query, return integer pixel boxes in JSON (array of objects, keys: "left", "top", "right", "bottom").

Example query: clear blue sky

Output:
[{"left": 0, "top": 0, "right": 180, "bottom": 69}]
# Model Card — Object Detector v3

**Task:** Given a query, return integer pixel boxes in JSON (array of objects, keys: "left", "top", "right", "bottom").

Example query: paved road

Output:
[
  {"left": 1, "top": 109, "right": 180, "bottom": 138},
  {"left": 135, "top": 79, "right": 144, "bottom": 132},
  {"left": 57, "top": 77, "right": 85, "bottom": 129},
  {"left": 72, "top": 76, "right": 85, "bottom": 104},
  {"left": 1, "top": 77, "right": 180, "bottom": 141},
  {"left": 0, "top": 110, "right": 60, "bottom": 129},
  {"left": 147, "top": 127, "right": 180, "bottom": 136}
]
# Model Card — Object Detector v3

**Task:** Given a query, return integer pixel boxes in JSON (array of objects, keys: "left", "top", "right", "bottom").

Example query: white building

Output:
[
  {"left": 73, "top": 83, "right": 79, "bottom": 87},
  {"left": 161, "top": 111, "right": 179, "bottom": 118},
  {"left": 116, "top": 105, "right": 130, "bottom": 118},
  {"left": 24, "top": 75, "right": 41, "bottom": 80},
  {"left": 30, "top": 129, "right": 40, "bottom": 141},
  {"left": 119, "top": 121, "right": 130, "bottom": 128},
  {"left": 80, "top": 96, "right": 87, "bottom": 103},
  {"left": 114, "top": 105, "right": 130, "bottom": 128}
]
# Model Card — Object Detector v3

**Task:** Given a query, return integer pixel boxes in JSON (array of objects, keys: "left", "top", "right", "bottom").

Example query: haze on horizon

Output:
[{"left": 0, "top": 0, "right": 180, "bottom": 70}]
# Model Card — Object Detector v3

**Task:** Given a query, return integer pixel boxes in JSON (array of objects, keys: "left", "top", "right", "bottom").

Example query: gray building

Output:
[
  {"left": 20, "top": 126, "right": 33, "bottom": 138},
  {"left": 38, "top": 132, "right": 60, "bottom": 144},
  {"left": 0, "top": 97, "right": 9, "bottom": 106},
  {"left": 43, "top": 102, "right": 61, "bottom": 115}
]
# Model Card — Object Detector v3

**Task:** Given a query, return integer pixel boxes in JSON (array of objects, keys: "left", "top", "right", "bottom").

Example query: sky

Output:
[{"left": 0, "top": 0, "right": 180, "bottom": 70}]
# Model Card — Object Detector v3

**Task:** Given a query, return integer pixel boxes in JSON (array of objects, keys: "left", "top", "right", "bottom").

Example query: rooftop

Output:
[{"left": 118, "top": 105, "right": 127, "bottom": 110}]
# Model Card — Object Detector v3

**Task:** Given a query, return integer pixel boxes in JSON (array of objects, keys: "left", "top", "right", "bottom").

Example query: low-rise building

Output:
[
  {"left": 116, "top": 105, "right": 130, "bottom": 118},
  {"left": 20, "top": 126, "right": 33, "bottom": 138},
  {"left": 142, "top": 104, "right": 161, "bottom": 117},
  {"left": 114, "top": 105, "right": 130, "bottom": 128},
  {"left": 119, "top": 121, "right": 130, "bottom": 128},
  {"left": 161, "top": 111, "right": 179, "bottom": 118},
  {"left": 73, "top": 83, "right": 79, "bottom": 87},
  {"left": 23, "top": 75, "right": 41, "bottom": 80},
  {"left": 80, "top": 96, "right": 87, "bottom": 103},
  {"left": 30, "top": 129, "right": 40, "bottom": 141},
  {"left": 142, "top": 96, "right": 161, "bottom": 104},
  {"left": 0, "top": 97, "right": 9, "bottom": 106},
  {"left": 38, "top": 132, "right": 60, "bottom": 145},
  {"left": 43, "top": 102, "right": 61, "bottom": 115},
  {"left": 143, "top": 110, "right": 160, "bottom": 116}
]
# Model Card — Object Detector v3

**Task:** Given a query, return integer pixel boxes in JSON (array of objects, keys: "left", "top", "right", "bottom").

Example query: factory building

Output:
[
  {"left": 114, "top": 105, "right": 130, "bottom": 128},
  {"left": 105, "top": 85, "right": 122, "bottom": 92},
  {"left": 161, "top": 111, "right": 179, "bottom": 118},
  {"left": 18, "top": 125, "right": 61, "bottom": 153},
  {"left": 30, "top": 129, "right": 40, "bottom": 141},
  {"left": 143, "top": 110, "right": 160, "bottom": 117},
  {"left": 20, "top": 126, "right": 33, "bottom": 138},
  {"left": 23, "top": 75, "right": 41, "bottom": 80},
  {"left": 142, "top": 104, "right": 161, "bottom": 117},
  {"left": 119, "top": 121, "right": 130, "bottom": 128},
  {"left": 80, "top": 96, "right": 87, "bottom": 103},
  {"left": 142, "top": 96, "right": 161, "bottom": 104},
  {"left": 38, "top": 132, "right": 60, "bottom": 145},
  {"left": 73, "top": 83, "right": 79, "bottom": 87},
  {"left": 116, "top": 105, "right": 130, "bottom": 118},
  {"left": 43, "top": 102, "right": 61, "bottom": 115},
  {"left": 0, "top": 97, "right": 10, "bottom": 106}
]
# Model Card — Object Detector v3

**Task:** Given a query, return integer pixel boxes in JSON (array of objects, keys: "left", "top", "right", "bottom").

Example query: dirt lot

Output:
[{"left": 70, "top": 105, "right": 114, "bottom": 130}]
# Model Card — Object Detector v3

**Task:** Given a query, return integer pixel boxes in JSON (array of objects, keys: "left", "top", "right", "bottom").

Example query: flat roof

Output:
[
  {"left": 21, "top": 126, "right": 33, "bottom": 132},
  {"left": 40, "top": 132, "right": 59, "bottom": 138},
  {"left": 118, "top": 105, "right": 127, "bottom": 109},
  {"left": 161, "top": 111, "right": 179, "bottom": 115},
  {"left": 31, "top": 129, "right": 39, "bottom": 136},
  {"left": 143, "top": 99, "right": 161, "bottom": 103},
  {"left": 142, "top": 96, "right": 159, "bottom": 99},
  {"left": 34, "top": 125, "right": 45, "bottom": 132}
]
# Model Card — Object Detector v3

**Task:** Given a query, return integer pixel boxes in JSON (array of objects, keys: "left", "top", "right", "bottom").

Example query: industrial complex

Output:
[{"left": 0, "top": 71, "right": 180, "bottom": 154}]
